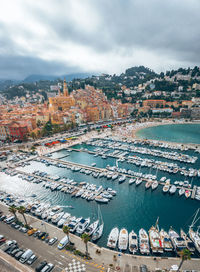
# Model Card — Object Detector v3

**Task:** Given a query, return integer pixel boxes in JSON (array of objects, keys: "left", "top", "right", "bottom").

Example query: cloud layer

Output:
[{"left": 0, "top": 0, "right": 200, "bottom": 79}]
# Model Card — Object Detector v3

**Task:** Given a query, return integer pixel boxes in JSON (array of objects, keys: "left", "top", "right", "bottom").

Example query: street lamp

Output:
[{"left": 41, "top": 222, "right": 47, "bottom": 233}]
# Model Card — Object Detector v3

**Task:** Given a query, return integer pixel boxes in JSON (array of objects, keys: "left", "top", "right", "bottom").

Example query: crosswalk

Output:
[{"left": 64, "top": 259, "right": 86, "bottom": 272}]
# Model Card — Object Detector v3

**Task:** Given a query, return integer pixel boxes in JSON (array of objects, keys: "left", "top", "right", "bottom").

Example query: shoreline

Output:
[{"left": 131, "top": 121, "right": 200, "bottom": 146}]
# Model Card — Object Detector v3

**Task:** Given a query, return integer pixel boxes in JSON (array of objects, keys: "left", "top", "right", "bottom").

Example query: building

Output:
[
  {"left": 143, "top": 100, "right": 166, "bottom": 108},
  {"left": 8, "top": 121, "right": 28, "bottom": 141}
]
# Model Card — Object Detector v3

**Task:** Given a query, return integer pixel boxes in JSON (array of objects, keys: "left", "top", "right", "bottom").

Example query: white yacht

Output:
[
  {"left": 163, "top": 184, "right": 170, "bottom": 193},
  {"left": 85, "top": 220, "right": 99, "bottom": 236},
  {"left": 178, "top": 188, "right": 185, "bottom": 196},
  {"left": 169, "top": 185, "right": 177, "bottom": 194},
  {"left": 119, "top": 175, "right": 126, "bottom": 184},
  {"left": 68, "top": 217, "right": 82, "bottom": 232},
  {"left": 92, "top": 223, "right": 104, "bottom": 241},
  {"left": 160, "top": 229, "right": 173, "bottom": 252},
  {"left": 107, "top": 227, "right": 119, "bottom": 249},
  {"left": 129, "top": 230, "right": 138, "bottom": 254},
  {"left": 76, "top": 218, "right": 90, "bottom": 234},
  {"left": 149, "top": 226, "right": 163, "bottom": 254},
  {"left": 129, "top": 179, "right": 135, "bottom": 185},
  {"left": 118, "top": 228, "right": 128, "bottom": 251},
  {"left": 139, "top": 229, "right": 150, "bottom": 254},
  {"left": 189, "top": 228, "right": 200, "bottom": 253},
  {"left": 169, "top": 228, "right": 186, "bottom": 253},
  {"left": 136, "top": 178, "right": 143, "bottom": 186},
  {"left": 180, "top": 229, "right": 196, "bottom": 253},
  {"left": 57, "top": 213, "right": 71, "bottom": 228},
  {"left": 151, "top": 180, "right": 158, "bottom": 190}
]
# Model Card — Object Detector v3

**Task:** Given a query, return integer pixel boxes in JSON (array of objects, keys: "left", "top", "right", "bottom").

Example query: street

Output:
[{"left": 0, "top": 221, "right": 103, "bottom": 272}]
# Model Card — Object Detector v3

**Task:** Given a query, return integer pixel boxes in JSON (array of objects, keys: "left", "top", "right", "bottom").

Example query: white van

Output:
[
  {"left": 5, "top": 216, "right": 15, "bottom": 224},
  {"left": 57, "top": 236, "right": 69, "bottom": 250},
  {"left": 19, "top": 249, "right": 33, "bottom": 263}
]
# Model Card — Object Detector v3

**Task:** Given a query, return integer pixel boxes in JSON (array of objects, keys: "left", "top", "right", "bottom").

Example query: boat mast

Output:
[
  {"left": 155, "top": 216, "right": 159, "bottom": 230},
  {"left": 189, "top": 208, "right": 200, "bottom": 229}
]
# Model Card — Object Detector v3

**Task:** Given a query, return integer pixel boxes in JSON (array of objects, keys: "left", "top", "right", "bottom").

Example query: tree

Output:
[
  {"left": 81, "top": 233, "right": 90, "bottom": 257},
  {"left": 30, "top": 131, "right": 36, "bottom": 140},
  {"left": 63, "top": 225, "right": 70, "bottom": 242},
  {"left": 9, "top": 205, "right": 18, "bottom": 221},
  {"left": 17, "top": 206, "right": 28, "bottom": 226},
  {"left": 177, "top": 249, "right": 191, "bottom": 272}
]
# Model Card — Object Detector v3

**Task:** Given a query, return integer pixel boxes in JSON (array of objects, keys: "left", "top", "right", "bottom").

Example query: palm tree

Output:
[
  {"left": 9, "top": 205, "right": 18, "bottom": 221},
  {"left": 63, "top": 225, "right": 70, "bottom": 242},
  {"left": 81, "top": 233, "right": 90, "bottom": 258},
  {"left": 177, "top": 249, "right": 191, "bottom": 272},
  {"left": 17, "top": 206, "right": 28, "bottom": 226}
]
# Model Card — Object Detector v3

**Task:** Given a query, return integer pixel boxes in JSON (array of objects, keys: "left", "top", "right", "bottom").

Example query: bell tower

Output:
[{"left": 63, "top": 78, "right": 68, "bottom": 96}]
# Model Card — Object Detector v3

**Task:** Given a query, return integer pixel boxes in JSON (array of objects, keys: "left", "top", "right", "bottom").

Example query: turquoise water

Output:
[
  {"left": 1, "top": 140, "right": 200, "bottom": 255},
  {"left": 136, "top": 123, "right": 200, "bottom": 144}
]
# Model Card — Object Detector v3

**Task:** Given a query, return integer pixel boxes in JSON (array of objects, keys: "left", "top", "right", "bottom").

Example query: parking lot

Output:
[{"left": 0, "top": 220, "right": 101, "bottom": 272}]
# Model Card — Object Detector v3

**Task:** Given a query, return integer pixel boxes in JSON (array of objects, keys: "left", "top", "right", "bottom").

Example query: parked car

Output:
[
  {"left": 10, "top": 248, "right": 20, "bottom": 257},
  {"left": 20, "top": 227, "right": 28, "bottom": 233},
  {"left": 27, "top": 254, "right": 37, "bottom": 265},
  {"left": 34, "top": 231, "right": 41, "bottom": 237},
  {"left": 41, "top": 263, "right": 54, "bottom": 272},
  {"left": 140, "top": 265, "right": 148, "bottom": 272},
  {"left": 0, "top": 235, "right": 6, "bottom": 244},
  {"left": 38, "top": 232, "right": 46, "bottom": 240},
  {"left": 27, "top": 228, "right": 38, "bottom": 236},
  {"left": 0, "top": 215, "right": 6, "bottom": 221},
  {"left": 19, "top": 249, "right": 33, "bottom": 263},
  {"left": 48, "top": 237, "right": 58, "bottom": 246},
  {"left": 14, "top": 250, "right": 24, "bottom": 260},
  {"left": 35, "top": 261, "right": 47, "bottom": 272},
  {"left": 5, "top": 216, "right": 15, "bottom": 224},
  {"left": 6, "top": 245, "right": 18, "bottom": 255},
  {"left": 3, "top": 240, "right": 17, "bottom": 252}
]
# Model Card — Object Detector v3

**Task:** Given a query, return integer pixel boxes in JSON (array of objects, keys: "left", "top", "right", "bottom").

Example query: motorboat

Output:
[
  {"left": 119, "top": 175, "right": 126, "bottom": 184},
  {"left": 139, "top": 229, "right": 150, "bottom": 254},
  {"left": 148, "top": 226, "right": 163, "bottom": 254},
  {"left": 136, "top": 178, "right": 143, "bottom": 186},
  {"left": 68, "top": 217, "right": 82, "bottom": 232},
  {"left": 162, "top": 184, "right": 170, "bottom": 193},
  {"left": 151, "top": 180, "right": 158, "bottom": 190},
  {"left": 180, "top": 229, "right": 196, "bottom": 253},
  {"left": 145, "top": 180, "right": 152, "bottom": 189},
  {"left": 129, "top": 179, "right": 135, "bottom": 185},
  {"left": 76, "top": 218, "right": 90, "bottom": 234},
  {"left": 169, "top": 185, "right": 177, "bottom": 194},
  {"left": 178, "top": 188, "right": 185, "bottom": 196},
  {"left": 169, "top": 228, "right": 186, "bottom": 253},
  {"left": 85, "top": 220, "right": 99, "bottom": 236},
  {"left": 107, "top": 227, "right": 119, "bottom": 249},
  {"left": 189, "top": 228, "right": 200, "bottom": 253},
  {"left": 160, "top": 229, "right": 173, "bottom": 252},
  {"left": 185, "top": 190, "right": 191, "bottom": 199},
  {"left": 92, "top": 224, "right": 104, "bottom": 241},
  {"left": 118, "top": 228, "right": 128, "bottom": 251},
  {"left": 129, "top": 230, "right": 138, "bottom": 254}
]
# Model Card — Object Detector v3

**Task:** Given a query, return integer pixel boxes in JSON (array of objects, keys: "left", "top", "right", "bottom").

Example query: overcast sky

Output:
[{"left": 0, "top": 0, "right": 200, "bottom": 79}]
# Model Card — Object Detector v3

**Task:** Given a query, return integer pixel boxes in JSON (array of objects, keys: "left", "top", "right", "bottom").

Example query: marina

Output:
[{"left": 0, "top": 134, "right": 200, "bottom": 258}]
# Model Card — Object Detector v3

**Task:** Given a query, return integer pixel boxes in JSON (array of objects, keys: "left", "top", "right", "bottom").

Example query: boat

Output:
[
  {"left": 178, "top": 188, "right": 185, "bottom": 196},
  {"left": 76, "top": 218, "right": 90, "bottom": 234},
  {"left": 136, "top": 178, "right": 143, "bottom": 186},
  {"left": 151, "top": 180, "right": 158, "bottom": 190},
  {"left": 118, "top": 228, "right": 128, "bottom": 251},
  {"left": 107, "top": 227, "right": 119, "bottom": 249},
  {"left": 169, "top": 228, "right": 187, "bottom": 253},
  {"left": 68, "top": 217, "right": 82, "bottom": 232},
  {"left": 180, "top": 229, "right": 196, "bottom": 253},
  {"left": 160, "top": 229, "right": 173, "bottom": 252},
  {"left": 145, "top": 180, "right": 152, "bottom": 189},
  {"left": 129, "top": 179, "right": 135, "bottom": 185},
  {"left": 92, "top": 224, "right": 104, "bottom": 241},
  {"left": 162, "top": 184, "right": 170, "bottom": 193},
  {"left": 148, "top": 226, "right": 163, "bottom": 254},
  {"left": 119, "top": 175, "right": 126, "bottom": 184},
  {"left": 139, "top": 229, "right": 150, "bottom": 254},
  {"left": 129, "top": 230, "right": 138, "bottom": 254},
  {"left": 169, "top": 185, "right": 177, "bottom": 194},
  {"left": 189, "top": 228, "right": 200, "bottom": 253},
  {"left": 85, "top": 220, "right": 99, "bottom": 236},
  {"left": 185, "top": 190, "right": 191, "bottom": 199},
  {"left": 112, "top": 173, "right": 118, "bottom": 180}
]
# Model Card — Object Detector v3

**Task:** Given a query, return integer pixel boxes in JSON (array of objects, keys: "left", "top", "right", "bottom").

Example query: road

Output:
[{"left": 0, "top": 221, "right": 102, "bottom": 272}]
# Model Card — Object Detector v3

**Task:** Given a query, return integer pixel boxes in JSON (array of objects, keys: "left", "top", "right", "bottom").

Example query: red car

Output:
[{"left": 0, "top": 235, "right": 6, "bottom": 244}]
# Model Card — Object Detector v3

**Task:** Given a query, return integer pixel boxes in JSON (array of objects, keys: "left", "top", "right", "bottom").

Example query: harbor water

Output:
[{"left": 1, "top": 136, "right": 200, "bottom": 255}]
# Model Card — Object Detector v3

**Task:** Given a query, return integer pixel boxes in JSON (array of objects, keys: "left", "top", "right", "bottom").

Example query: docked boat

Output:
[
  {"left": 129, "top": 230, "right": 138, "bottom": 254},
  {"left": 85, "top": 220, "right": 99, "bottom": 236},
  {"left": 160, "top": 229, "right": 173, "bottom": 252},
  {"left": 136, "top": 178, "right": 143, "bottom": 186},
  {"left": 180, "top": 229, "right": 196, "bottom": 253},
  {"left": 92, "top": 223, "right": 104, "bottom": 241},
  {"left": 119, "top": 175, "right": 126, "bottom": 184},
  {"left": 107, "top": 227, "right": 119, "bottom": 249},
  {"left": 178, "top": 188, "right": 185, "bottom": 196},
  {"left": 169, "top": 228, "right": 187, "bottom": 253},
  {"left": 162, "top": 184, "right": 170, "bottom": 193},
  {"left": 145, "top": 180, "right": 152, "bottom": 189},
  {"left": 129, "top": 178, "right": 135, "bottom": 185},
  {"left": 139, "top": 229, "right": 150, "bottom": 254},
  {"left": 189, "top": 228, "right": 200, "bottom": 253},
  {"left": 185, "top": 190, "right": 191, "bottom": 199},
  {"left": 151, "top": 180, "right": 158, "bottom": 190},
  {"left": 169, "top": 185, "right": 177, "bottom": 194},
  {"left": 68, "top": 217, "right": 82, "bottom": 232},
  {"left": 118, "top": 228, "right": 128, "bottom": 251},
  {"left": 149, "top": 226, "right": 163, "bottom": 254},
  {"left": 76, "top": 218, "right": 90, "bottom": 234}
]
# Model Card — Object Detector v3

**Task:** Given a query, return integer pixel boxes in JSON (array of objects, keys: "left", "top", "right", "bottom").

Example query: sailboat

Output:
[
  {"left": 188, "top": 208, "right": 200, "bottom": 253},
  {"left": 148, "top": 217, "right": 163, "bottom": 254},
  {"left": 92, "top": 205, "right": 104, "bottom": 241}
]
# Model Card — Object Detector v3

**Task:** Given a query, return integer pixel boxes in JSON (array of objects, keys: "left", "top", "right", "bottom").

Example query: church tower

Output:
[{"left": 63, "top": 78, "right": 68, "bottom": 96}]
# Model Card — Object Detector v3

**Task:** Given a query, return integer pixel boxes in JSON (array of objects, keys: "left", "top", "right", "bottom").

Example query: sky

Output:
[{"left": 0, "top": 0, "right": 200, "bottom": 79}]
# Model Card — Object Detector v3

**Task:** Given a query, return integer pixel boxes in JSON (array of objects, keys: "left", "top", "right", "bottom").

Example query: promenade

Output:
[{"left": 0, "top": 203, "right": 200, "bottom": 272}]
